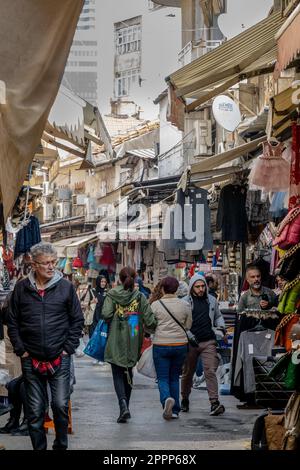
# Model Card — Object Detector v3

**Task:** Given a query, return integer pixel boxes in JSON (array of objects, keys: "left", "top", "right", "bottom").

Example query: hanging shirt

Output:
[{"left": 234, "top": 328, "right": 275, "bottom": 393}]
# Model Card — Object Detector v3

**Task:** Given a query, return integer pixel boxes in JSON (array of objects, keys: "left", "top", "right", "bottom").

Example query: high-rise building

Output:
[
  {"left": 63, "top": 0, "right": 98, "bottom": 106},
  {"left": 99, "top": 0, "right": 181, "bottom": 120}
]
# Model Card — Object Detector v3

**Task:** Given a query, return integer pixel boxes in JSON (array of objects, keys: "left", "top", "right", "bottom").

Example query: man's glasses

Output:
[{"left": 34, "top": 260, "right": 57, "bottom": 267}]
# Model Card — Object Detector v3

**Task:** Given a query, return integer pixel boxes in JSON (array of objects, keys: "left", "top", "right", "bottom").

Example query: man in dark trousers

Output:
[
  {"left": 7, "top": 242, "right": 84, "bottom": 450},
  {"left": 181, "top": 274, "right": 226, "bottom": 416}
]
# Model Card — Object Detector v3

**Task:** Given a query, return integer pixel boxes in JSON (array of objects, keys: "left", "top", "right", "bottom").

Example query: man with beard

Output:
[
  {"left": 238, "top": 266, "right": 278, "bottom": 312},
  {"left": 181, "top": 275, "right": 226, "bottom": 416}
]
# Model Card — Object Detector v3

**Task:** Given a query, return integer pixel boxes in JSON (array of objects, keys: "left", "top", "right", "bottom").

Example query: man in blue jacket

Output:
[
  {"left": 181, "top": 274, "right": 226, "bottom": 416},
  {"left": 7, "top": 242, "right": 84, "bottom": 450}
]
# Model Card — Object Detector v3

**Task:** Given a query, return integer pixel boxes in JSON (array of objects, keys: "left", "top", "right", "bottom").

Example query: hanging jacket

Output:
[
  {"left": 101, "top": 285, "right": 157, "bottom": 368},
  {"left": 278, "top": 280, "right": 300, "bottom": 314}
]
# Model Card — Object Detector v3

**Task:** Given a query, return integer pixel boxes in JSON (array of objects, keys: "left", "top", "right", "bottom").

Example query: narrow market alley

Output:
[{"left": 0, "top": 356, "right": 260, "bottom": 451}]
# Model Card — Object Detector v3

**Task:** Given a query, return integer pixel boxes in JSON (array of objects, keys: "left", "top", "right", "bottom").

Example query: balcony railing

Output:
[{"left": 178, "top": 39, "right": 224, "bottom": 67}]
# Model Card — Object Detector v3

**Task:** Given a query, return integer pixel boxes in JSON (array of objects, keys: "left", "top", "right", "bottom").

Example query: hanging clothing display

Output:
[
  {"left": 269, "top": 192, "right": 289, "bottom": 220},
  {"left": 13, "top": 215, "right": 41, "bottom": 258},
  {"left": 289, "top": 121, "right": 300, "bottom": 210},
  {"left": 275, "top": 314, "right": 300, "bottom": 352},
  {"left": 231, "top": 312, "right": 279, "bottom": 401},
  {"left": 249, "top": 141, "right": 290, "bottom": 191},
  {"left": 273, "top": 206, "right": 300, "bottom": 250},
  {"left": 162, "top": 188, "right": 213, "bottom": 252},
  {"left": 216, "top": 184, "right": 248, "bottom": 242},
  {"left": 99, "top": 244, "right": 115, "bottom": 267},
  {"left": 278, "top": 242, "right": 300, "bottom": 282},
  {"left": 278, "top": 276, "right": 300, "bottom": 314},
  {"left": 234, "top": 328, "right": 275, "bottom": 394},
  {"left": 246, "top": 190, "right": 270, "bottom": 226}
]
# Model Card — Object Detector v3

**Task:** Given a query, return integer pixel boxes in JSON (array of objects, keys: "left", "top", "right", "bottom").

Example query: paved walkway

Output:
[{"left": 0, "top": 356, "right": 262, "bottom": 450}]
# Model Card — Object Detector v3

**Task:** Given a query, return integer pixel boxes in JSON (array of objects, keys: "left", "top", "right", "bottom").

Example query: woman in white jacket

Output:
[{"left": 151, "top": 276, "right": 192, "bottom": 420}]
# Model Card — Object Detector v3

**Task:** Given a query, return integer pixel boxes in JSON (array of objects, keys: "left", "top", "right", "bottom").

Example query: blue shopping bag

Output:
[{"left": 83, "top": 320, "right": 108, "bottom": 361}]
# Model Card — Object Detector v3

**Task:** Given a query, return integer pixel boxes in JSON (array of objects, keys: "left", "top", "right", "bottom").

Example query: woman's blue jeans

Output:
[{"left": 153, "top": 344, "right": 188, "bottom": 415}]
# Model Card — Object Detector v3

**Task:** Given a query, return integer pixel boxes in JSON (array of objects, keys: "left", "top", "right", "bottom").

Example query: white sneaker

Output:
[
  {"left": 171, "top": 413, "right": 179, "bottom": 419},
  {"left": 163, "top": 397, "right": 175, "bottom": 420},
  {"left": 92, "top": 359, "right": 99, "bottom": 365}
]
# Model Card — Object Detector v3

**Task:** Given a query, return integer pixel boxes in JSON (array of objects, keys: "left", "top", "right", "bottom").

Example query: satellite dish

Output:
[{"left": 212, "top": 95, "right": 241, "bottom": 132}]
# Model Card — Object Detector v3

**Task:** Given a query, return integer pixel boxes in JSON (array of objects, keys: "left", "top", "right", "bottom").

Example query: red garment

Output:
[
  {"left": 37, "top": 289, "right": 45, "bottom": 297},
  {"left": 100, "top": 245, "right": 115, "bottom": 266},
  {"left": 31, "top": 355, "right": 62, "bottom": 376},
  {"left": 289, "top": 122, "right": 300, "bottom": 209}
]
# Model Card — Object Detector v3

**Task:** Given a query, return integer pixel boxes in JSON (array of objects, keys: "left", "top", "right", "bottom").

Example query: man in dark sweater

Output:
[{"left": 181, "top": 275, "right": 226, "bottom": 416}]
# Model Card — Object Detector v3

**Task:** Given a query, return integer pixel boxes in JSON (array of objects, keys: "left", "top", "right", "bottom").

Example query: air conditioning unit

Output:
[
  {"left": 43, "top": 204, "right": 54, "bottom": 222},
  {"left": 194, "top": 120, "right": 212, "bottom": 156},
  {"left": 72, "top": 194, "right": 86, "bottom": 206},
  {"left": 56, "top": 187, "right": 71, "bottom": 201},
  {"left": 85, "top": 197, "right": 97, "bottom": 222},
  {"left": 56, "top": 202, "right": 71, "bottom": 220},
  {"left": 96, "top": 206, "right": 108, "bottom": 218}
]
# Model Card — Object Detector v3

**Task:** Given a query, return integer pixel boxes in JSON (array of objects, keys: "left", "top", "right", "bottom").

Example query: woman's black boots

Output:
[{"left": 117, "top": 399, "right": 131, "bottom": 423}]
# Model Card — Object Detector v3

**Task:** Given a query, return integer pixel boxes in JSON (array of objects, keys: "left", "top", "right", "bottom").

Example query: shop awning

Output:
[
  {"left": 0, "top": 0, "right": 84, "bottom": 221},
  {"left": 270, "top": 86, "right": 298, "bottom": 137},
  {"left": 167, "top": 11, "right": 284, "bottom": 110},
  {"left": 53, "top": 233, "right": 98, "bottom": 258},
  {"left": 190, "top": 136, "right": 266, "bottom": 174},
  {"left": 275, "top": 3, "right": 300, "bottom": 75}
]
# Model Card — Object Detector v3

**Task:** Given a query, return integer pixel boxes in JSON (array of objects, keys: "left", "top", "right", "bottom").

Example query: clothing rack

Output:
[
  {"left": 238, "top": 309, "right": 280, "bottom": 320},
  {"left": 231, "top": 309, "right": 280, "bottom": 402}
]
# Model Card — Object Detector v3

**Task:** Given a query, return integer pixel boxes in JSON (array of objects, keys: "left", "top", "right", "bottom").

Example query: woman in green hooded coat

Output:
[{"left": 102, "top": 266, "right": 157, "bottom": 423}]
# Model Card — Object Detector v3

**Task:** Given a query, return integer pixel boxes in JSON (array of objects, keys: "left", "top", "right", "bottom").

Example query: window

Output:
[
  {"left": 115, "top": 68, "right": 140, "bottom": 97},
  {"left": 115, "top": 24, "right": 142, "bottom": 55},
  {"left": 73, "top": 41, "right": 97, "bottom": 46}
]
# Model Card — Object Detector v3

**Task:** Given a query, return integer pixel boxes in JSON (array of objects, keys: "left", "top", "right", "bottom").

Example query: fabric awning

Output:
[
  {"left": 167, "top": 11, "right": 284, "bottom": 109},
  {"left": 190, "top": 136, "right": 266, "bottom": 174},
  {"left": 275, "top": 4, "right": 300, "bottom": 75},
  {"left": 270, "top": 86, "right": 298, "bottom": 137},
  {"left": 53, "top": 233, "right": 98, "bottom": 258},
  {"left": 0, "top": 0, "right": 84, "bottom": 220}
]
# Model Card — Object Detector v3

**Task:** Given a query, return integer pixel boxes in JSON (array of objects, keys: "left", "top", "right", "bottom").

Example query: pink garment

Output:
[
  {"left": 249, "top": 141, "right": 290, "bottom": 191},
  {"left": 289, "top": 122, "right": 300, "bottom": 209},
  {"left": 273, "top": 206, "right": 300, "bottom": 249}
]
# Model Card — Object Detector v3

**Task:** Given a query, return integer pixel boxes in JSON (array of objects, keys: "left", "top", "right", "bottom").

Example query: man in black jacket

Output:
[{"left": 7, "top": 242, "right": 84, "bottom": 450}]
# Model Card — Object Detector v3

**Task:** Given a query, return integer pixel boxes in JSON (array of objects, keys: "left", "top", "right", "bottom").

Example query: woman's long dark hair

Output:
[{"left": 119, "top": 267, "right": 136, "bottom": 291}]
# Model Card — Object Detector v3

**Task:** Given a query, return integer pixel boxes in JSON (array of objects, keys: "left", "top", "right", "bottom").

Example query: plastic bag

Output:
[
  {"left": 83, "top": 320, "right": 108, "bottom": 361},
  {"left": 75, "top": 337, "right": 85, "bottom": 358},
  {"left": 136, "top": 345, "right": 156, "bottom": 379},
  {"left": 0, "top": 369, "right": 10, "bottom": 386}
]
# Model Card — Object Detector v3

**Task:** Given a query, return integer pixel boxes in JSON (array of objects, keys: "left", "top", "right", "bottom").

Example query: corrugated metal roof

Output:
[
  {"left": 127, "top": 149, "right": 156, "bottom": 159},
  {"left": 168, "top": 11, "right": 285, "bottom": 104}
]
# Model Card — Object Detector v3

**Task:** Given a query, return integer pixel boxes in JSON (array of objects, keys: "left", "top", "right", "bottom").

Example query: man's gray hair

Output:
[{"left": 30, "top": 242, "right": 57, "bottom": 260}]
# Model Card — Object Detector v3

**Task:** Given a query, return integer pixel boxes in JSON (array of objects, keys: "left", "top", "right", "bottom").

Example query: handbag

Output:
[
  {"left": 136, "top": 345, "right": 156, "bottom": 379},
  {"left": 159, "top": 300, "right": 198, "bottom": 347},
  {"left": 81, "top": 288, "right": 97, "bottom": 326},
  {"left": 83, "top": 319, "right": 108, "bottom": 361}
]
